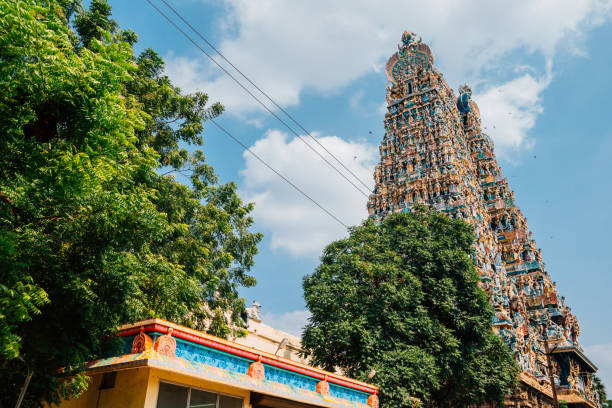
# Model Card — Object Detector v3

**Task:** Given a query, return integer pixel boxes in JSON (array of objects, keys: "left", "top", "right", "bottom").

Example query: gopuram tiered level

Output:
[{"left": 367, "top": 32, "right": 600, "bottom": 408}]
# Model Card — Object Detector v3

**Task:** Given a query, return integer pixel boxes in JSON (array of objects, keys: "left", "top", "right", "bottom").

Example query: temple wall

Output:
[{"left": 367, "top": 31, "right": 600, "bottom": 407}]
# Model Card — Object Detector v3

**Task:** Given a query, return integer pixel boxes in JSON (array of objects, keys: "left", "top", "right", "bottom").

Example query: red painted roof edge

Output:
[{"left": 117, "top": 319, "right": 378, "bottom": 395}]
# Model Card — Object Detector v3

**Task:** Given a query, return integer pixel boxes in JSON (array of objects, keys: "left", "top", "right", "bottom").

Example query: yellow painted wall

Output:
[
  {"left": 57, "top": 368, "right": 151, "bottom": 408},
  {"left": 56, "top": 366, "right": 251, "bottom": 408}
]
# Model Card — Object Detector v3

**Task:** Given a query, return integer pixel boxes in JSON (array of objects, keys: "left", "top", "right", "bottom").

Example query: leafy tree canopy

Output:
[
  {"left": 301, "top": 210, "right": 519, "bottom": 408},
  {"left": 0, "top": 0, "right": 261, "bottom": 405},
  {"left": 593, "top": 376, "right": 612, "bottom": 408}
]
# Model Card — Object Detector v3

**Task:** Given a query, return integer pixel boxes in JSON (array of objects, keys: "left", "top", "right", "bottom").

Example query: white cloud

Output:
[
  {"left": 166, "top": 0, "right": 611, "bottom": 95},
  {"left": 245, "top": 117, "right": 265, "bottom": 129},
  {"left": 475, "top": 69, "right": 552, "bottom": 160},
  {"left": 239, "top": 130, "right": 377, "bottom": 257},
  {"left": 162, "top": 0, "right": 612, "bottom": 155},
  {"left": 349, "top": 90, "right": 364, "bottom": 112},
  {"left": 260, "top": 310, "right": 311, "bottom": 337},
  {"left": 585, "top": 343, "right": 612, "bottom": 391}
]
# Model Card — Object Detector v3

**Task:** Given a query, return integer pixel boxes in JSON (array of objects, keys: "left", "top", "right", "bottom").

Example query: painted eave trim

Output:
[{"left": 117, "top": 319, "right": 378, "bottom": 395}]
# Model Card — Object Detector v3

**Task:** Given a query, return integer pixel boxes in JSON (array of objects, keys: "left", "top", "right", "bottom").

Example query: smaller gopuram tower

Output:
[{"left": 368, "top": 31, "right": 600, "bottom": 408}]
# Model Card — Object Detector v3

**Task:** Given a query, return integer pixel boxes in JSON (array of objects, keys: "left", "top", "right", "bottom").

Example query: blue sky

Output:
[{"left": 105, "top": 0, "right": 612, "bottom": 388}]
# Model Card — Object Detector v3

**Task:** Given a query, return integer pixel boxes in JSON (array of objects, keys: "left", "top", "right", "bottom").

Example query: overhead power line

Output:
[
  {"left": 144, "top": 0, "right": 371, "bottom": 198},
  {"left": 158, "top": 0, "right": 373, "bottom": 195},
  {"left": 210, "top": 119, "right": 349, "bottom": 228}
]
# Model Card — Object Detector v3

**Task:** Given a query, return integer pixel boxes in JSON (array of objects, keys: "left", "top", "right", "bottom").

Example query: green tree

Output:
[
  {"left": 593, "top": 375, "right": 612, "bottom": 408},
  {"left": 302, "top": 210, "right": 519, "bottom": 408},
  {"left": 0, "top": 0, "right": 261, "bottom": 405}
]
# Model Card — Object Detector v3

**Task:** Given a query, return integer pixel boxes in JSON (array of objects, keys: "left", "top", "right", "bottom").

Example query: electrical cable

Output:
[
  {"left": 144, "top": 0, "right": 371, "bottom": 198},
  {"left": 158, "top": 0, "right": 373, "bottom": 194},
  {"left": 210, "top": 119, "right": 349, "bottom": 228}
]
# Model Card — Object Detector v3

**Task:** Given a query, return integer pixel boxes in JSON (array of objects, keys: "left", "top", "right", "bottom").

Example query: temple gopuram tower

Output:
[{"left": 368, "top": 31, "right": 599, "bottom": 408}]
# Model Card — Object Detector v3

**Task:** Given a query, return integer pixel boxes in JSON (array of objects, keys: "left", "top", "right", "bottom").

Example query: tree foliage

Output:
[
  {"left": 302, "top": 210, "right": 519, "bottom": 407},
  {"left": 0, "top": 0, "right": 261, "bottom": 405},
  {"left": 593, "top": 376, "right": 612, "bottom": 408}
]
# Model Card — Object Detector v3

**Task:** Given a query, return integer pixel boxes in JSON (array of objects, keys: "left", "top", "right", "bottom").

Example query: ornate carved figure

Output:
[
  {"left": 316, "top": 376, "right": 330, "bottom": 397},
  {"left": 367, "top": 394, "right": 379, "bottom": 408},
  {"left": 131, "top": 326, "right": 153, "bottom": 353},
  {"left": 154, "top": 327, "right": 176, "bottom": 357},
  {"left": 246, "top": 300, "right": 262, "bottom": 322},
  {"left": 247, "top": 356, "right": 265, "bottom": 380}
]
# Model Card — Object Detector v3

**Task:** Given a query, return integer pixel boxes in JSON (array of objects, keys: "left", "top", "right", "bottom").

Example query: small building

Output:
[
  {"left": 58, "top": 319, "right": 379, "bottom": 408},
  {"left": 232, "top": 302, "right": 306, "bottom": 364}
]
